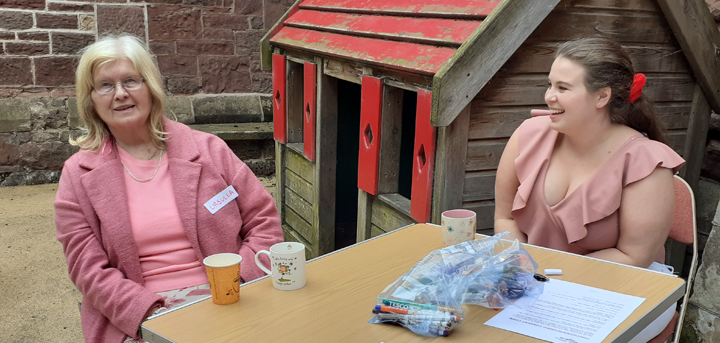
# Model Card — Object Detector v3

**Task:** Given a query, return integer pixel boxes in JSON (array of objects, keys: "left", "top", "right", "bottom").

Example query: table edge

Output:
[{"left": 140, "top": 223, "right": 420, "bottom": 342}]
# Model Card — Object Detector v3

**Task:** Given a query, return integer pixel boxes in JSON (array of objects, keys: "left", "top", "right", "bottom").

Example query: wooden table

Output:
[{"left": 141, "top": 223, "right": 685, "bottom": 343}]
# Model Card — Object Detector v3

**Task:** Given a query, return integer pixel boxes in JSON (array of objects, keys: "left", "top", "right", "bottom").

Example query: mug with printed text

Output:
[
  {"left": 441, "top": 209, "right": 477, "bottom": 246},
  {"left": 254, "top": 242, "right": 306, "bottom": 291}
]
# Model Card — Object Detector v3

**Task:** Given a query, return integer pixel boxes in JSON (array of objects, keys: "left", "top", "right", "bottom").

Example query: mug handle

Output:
[{"left": 254, "top": 250, "right": 272, "bottom": 275}]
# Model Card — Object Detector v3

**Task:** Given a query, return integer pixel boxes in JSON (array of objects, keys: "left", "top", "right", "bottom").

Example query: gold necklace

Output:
[{"left": 120, "top": 148, "right": 164, "bottom": 183}]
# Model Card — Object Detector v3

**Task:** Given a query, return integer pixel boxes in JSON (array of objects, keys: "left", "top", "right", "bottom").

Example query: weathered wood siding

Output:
[
  {"left": 369, "top": 197, "right": 416, "bottom": 237},
  {"left": 281, "top": 148, "right": 317, "bottom": 258},
  {"left": 463, "top": 0, "right": 696, "bottom": 229}
]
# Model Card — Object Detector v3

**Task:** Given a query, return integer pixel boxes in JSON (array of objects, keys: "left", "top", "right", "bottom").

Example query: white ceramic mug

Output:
[
  {"left": 441, "top": 209, "right": 477, "bottom": 246},
  {"left": 254, "top": 242, "right": 306, "bottom": 291}
]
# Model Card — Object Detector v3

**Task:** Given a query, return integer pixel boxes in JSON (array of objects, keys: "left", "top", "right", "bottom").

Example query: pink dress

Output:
[{"left": 511, "top": 117, "right": 685, "bottom": 257}]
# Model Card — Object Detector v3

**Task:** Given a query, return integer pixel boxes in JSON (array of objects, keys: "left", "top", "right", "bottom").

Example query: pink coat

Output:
[{"left": 54, "top": 118, "right": 283, "bottom": 343}]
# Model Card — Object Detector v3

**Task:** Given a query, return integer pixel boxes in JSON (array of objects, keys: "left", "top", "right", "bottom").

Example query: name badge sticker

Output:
[{"left": 204, "top": 185, "right": 238, "bottom": 214}]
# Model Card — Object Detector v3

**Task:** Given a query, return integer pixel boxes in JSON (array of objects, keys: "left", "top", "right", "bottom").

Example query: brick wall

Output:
[{"left": 0, "top": 0, "right": 292, "bottom": 186}]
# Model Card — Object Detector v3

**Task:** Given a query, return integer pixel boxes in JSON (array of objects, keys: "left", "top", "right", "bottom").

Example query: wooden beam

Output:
[
  {"left": 313, "top": 57, "right": 338, "bottom": 255},
  {"left": 657, "top": 0, "right": 720, "bottom": 113},
  {"left": 260, "top": 0, "right": 301, "bottom": 71},
  {"left": 680, "top": 83, "right": 711, "bottom": 192},
  {"left": 431, "top": 105, "right": 470, "bottom": 223},
  {"left": 431, "top": 0, "right": 560, "bottom": 127},
  {"left": 275, "top": 141, "right": 285, "bottom": 221},
  {"left": 377, "top": 85, "right": 403, "bottom": 194},
  {"left": 356, "top": 189, "right": 373, "bottom": 242},
  {"left": 287, "top": 61, "right": 304, "bottom": 143}
]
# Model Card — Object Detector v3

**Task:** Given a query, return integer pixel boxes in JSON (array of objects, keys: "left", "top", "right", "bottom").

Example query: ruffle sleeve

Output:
[
  {"left": 511, "top": 117, "right": 557, "bottom": 212},
  {"left": 557, "top": 136, "right": 685, "bottom": 244}
]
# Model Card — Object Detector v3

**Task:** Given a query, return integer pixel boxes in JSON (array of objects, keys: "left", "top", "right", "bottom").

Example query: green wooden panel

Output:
[
  {"left": 370, "top": 224, "right": 385, "bottom": 238},
  {"left": 285, "top": 187, "right": 313, "bottom": 226},
  {"left": 285, "top": 147, "right": 314, "bottom": 183},
  {"left": 370, "top": 197, "right": 416, "bottom": 233},
  {"left": 284, "top": 205, "right": 315, "bottom": 243},
  {"left": 284, "top": 169, "right": 314, "bottom": 203}
]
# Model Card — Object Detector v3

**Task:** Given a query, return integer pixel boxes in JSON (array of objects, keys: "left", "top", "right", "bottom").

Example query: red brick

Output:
[
  {"left": 199, "top": 56, "right": 251, "bottom": 93},
  {"left": 52, "top": 32, "right": 95, "bottom": 54},
  {"left": 177, "top": 41, "right": 234, "bottom": 55},
  {"left": 264, "top": 0, "right": 292, "bottom": 30},
  {"left": 184, "top": 0, "right": 220, "bottom": 5},
  {"left": 249, "top": 16, "right": 263, "bottom": 29},
  {"left": 0, "top": 88, "right": 21, "bottom": 97},
  {"left": 237, "top": 0, "right": 262, "bottom": 16},
  {"left": 203, "top": 14, "right": 248, "bottom": 30},
  {"left": 0, "top": 58, "right": 32, "bottom": 85},
  {"left": 0, "top": 11, "right": 33, "bottom": 30},
  {"left": 130, "top": 0, "right": 182, "bottom": 3},
  {"left": 51, "top": 88, "right": 76, "bottom": 97},
  {"left": 37, "top": 14, "right": 79, "bottom": 30},
  {"left": 5, "top": 42, "right": 49, "bottom": 56},
  {"left": 17, "top": 32, "right": 48, "bottom": 41},
  {"left": 157, "top": 55, "right": 197, "bottom": 76},
  {"left": 235, "top": 30, "right": 266, "bottom": 51},
  {"left": 202, "top": 29, "right": 234, "bottom": 41},
  {"left": 0, "top": 0, "right": 44, "bottom": 10},
  {"left": 49, "top": 3, "right": 95, "bottom": 12},
  {"left": 251, "top": 73, "right": 272, "bottom": 93},
  {"left": 166, "top": 75, "right": 200, "bottom": 94},
  {"left": 70, "top": 0, "right": 125, "bottom": 3},
  {"left": 0, "top": 32, "right": 15, "bottom": 40},
  {"left": 150, "top": 41, "right": 176, "bottom": 55},
  {"left": 148, "top": 6, "right": 202, "bottom": 40},
  {"left": 97, "top": 6, "right": 146, "bottom": 39},
  {"left": 35, "top": 57, "right": 76, "bottom": 86}
]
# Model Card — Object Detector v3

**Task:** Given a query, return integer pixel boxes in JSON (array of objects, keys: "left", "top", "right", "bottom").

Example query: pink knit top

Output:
[
  {"left": 511, "top": 117, "right": 685, "bottom": 257},
  {"left": 117, "top": 146, "right": 208, "bottom": 292}
]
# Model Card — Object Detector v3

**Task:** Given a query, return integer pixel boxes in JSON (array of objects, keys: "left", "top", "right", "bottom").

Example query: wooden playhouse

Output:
[{"left": 260, "top": 0, "right": 720, "bottom": 261}]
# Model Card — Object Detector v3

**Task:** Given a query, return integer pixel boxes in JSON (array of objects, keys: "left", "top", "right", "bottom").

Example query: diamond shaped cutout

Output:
[
  {"left": 417, "top": 144, "right": 426, "bottom": 169},
  {"left": 364, "top": 124, "right": 373, "bottom": 146},
  {"left": 306, "top": 103, "right": 311, "bottom": 121},
  {"left": 275, "top": 90, "right": 282, "bottom": 107}
]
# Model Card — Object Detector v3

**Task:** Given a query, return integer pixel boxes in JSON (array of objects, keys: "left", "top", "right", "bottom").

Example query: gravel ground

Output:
[{"left": 0, "top": 176, "right": 276, "bottom": 343}]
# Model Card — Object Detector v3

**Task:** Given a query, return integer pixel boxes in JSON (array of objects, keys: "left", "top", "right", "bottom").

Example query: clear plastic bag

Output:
[{"left": 368, "top": 231, "right": 544, "bottom": 337}]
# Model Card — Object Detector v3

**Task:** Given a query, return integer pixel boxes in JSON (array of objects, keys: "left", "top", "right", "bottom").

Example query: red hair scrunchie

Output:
[{"left": 629, "top": 73, "right": 646, "bottom": 103}]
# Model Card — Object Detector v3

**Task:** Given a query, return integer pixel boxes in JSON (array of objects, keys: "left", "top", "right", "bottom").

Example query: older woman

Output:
[
  {"left": 54, "top": 34, "right": 283, "bottom": 343},
  {"left": 494, "top": 37, "right": 684, "bottom": 342}
]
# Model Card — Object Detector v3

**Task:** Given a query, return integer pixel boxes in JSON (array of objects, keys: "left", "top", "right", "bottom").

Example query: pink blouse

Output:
[
  {"left": 511, "top": 117, "right": 685, "bottom": 257},
  {"left": 117, "top": 146, "right": 209, "bottom": 292}
]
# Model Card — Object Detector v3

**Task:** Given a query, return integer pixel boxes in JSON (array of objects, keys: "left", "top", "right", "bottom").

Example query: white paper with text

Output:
[{"left": 485, "top": 279, "right": 645, "bottom": 343}]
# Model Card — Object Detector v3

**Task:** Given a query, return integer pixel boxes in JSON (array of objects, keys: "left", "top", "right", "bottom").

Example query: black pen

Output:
[{"left": 533, "top": 273, "right": 549, "bottom": 282}]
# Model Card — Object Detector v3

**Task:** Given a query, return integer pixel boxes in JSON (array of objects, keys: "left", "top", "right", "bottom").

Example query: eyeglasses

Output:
[{"left": 92, "top": 78, "right": 144, "bottom": 95}]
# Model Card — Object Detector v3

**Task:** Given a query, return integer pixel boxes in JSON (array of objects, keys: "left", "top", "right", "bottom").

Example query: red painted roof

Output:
[{"left": 269, "top": 0, "right": 502, "bottom": 75}]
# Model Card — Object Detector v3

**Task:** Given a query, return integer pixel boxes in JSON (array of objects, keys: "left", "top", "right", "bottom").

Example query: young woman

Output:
[{"left": 494, "top": 37, "right": 684, "bottom": 342}]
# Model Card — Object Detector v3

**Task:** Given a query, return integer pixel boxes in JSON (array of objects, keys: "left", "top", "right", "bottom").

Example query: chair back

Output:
[
  {"left": 668, "top": 175, "right": 698, "bottom": 343},
  {"left": 668, "top": 176, "right": 696, "bottom": 244}
]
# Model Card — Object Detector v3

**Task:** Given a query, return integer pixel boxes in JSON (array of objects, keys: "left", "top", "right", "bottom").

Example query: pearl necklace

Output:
[{"left": 120, "top": 146, "right": 165, "bottom": 183}]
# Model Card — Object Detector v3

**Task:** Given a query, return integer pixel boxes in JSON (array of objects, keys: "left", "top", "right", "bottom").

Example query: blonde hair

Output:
[{"left": 71, "top": 34, "right": 167, "bottom": 151}]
